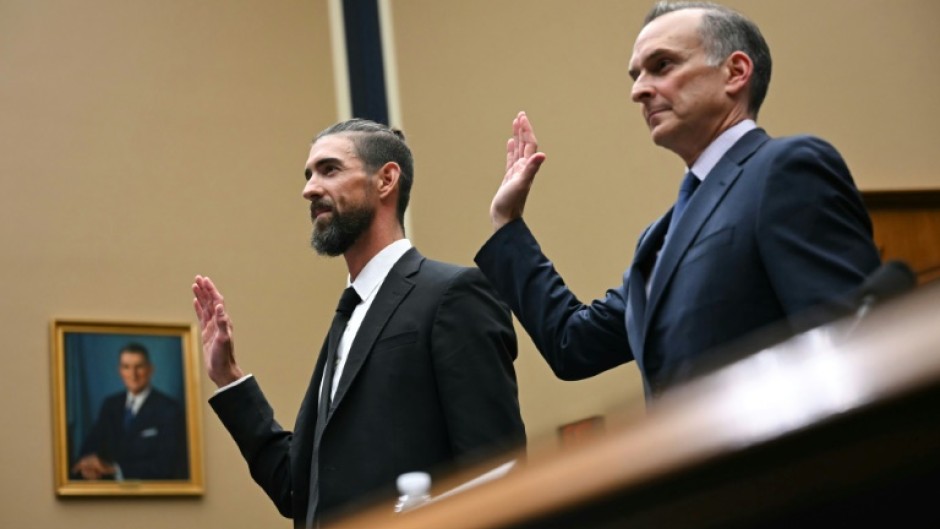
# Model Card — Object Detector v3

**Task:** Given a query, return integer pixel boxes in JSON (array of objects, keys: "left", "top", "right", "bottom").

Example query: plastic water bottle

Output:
[{"left": 394, "top": 471, "right": 431, "bottom": 513}]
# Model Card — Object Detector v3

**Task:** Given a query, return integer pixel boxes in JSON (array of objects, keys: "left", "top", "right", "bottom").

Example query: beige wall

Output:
[
  {"left": 1, "top": 1, "right": 937, "bottom": 528},
  {"left": 1, "top": 1, "right": 337, "bottom": 528}
]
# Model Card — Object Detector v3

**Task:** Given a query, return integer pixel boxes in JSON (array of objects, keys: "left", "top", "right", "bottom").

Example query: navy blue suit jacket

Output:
[
  {"left": 210, "top": 248, "right": 525, "bottom": 526},
  {"left": 78, "top": 388, "right": 188, "bottom": 479},
  {"left": 476, "top": 129, "right": 881, "bottom": 399}
]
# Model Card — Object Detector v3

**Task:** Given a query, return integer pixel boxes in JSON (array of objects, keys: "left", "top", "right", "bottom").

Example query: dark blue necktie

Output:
[
  {"left": 667, "top": 170, "right": 700, "bottom": 235},
  {"left": 649, "top": 171, "right": 702, "bottom": 289},
  {"left": 123, "top": 404, "right": 134, "bottom": 431}
]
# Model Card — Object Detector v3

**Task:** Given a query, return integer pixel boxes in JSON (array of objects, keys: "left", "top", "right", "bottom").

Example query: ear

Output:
[
  {"left": 374, "top": 161, "right": 401, "bottom": 202},
  {"left": 724, "top": 50, "right": 753, "bottom": 100}
]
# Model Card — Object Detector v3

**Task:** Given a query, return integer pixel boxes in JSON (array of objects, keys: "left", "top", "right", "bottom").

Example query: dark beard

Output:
[{"left": 310, "top": 203, "right": 374, "bottom": 256}]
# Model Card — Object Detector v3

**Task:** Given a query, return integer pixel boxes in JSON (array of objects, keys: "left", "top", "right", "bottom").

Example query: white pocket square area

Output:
[{"left": 140, "top": 428, "right": 159, "bottom": 438}]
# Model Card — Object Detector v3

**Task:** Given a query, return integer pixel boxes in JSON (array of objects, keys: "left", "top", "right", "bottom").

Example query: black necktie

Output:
[
  {"left": 309, "top": 286, "right": 361, "bottom": 526},
  {"left": 318, "top": 286, "right": 361, "bottom": 414},
  {"left": 667, "top": 170, "right": 700, "bottom": 236}
]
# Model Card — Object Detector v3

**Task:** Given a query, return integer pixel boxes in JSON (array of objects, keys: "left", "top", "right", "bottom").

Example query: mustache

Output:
[{"left": 310, "top": 199, "right": 334, "bottom": 219}]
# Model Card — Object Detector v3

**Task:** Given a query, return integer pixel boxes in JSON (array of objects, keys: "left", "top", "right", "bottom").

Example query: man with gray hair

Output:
[
  {"left": 194, "top": 118, "right": 525, "bottom": 526},
  {"left": 477, "top": 2, "right": 880, "bottom": 399}
]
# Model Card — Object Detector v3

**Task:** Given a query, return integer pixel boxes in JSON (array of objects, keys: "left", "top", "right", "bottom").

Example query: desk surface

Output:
[{"left": 327, "top": 282, "right": 940, "bottom": 529}]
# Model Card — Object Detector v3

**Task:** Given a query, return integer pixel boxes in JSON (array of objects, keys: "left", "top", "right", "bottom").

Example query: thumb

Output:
[{"left": 522, "top": 152, "right": 547, "bottom": 181}]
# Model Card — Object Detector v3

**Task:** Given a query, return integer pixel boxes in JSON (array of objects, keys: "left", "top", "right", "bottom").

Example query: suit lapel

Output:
[
  {"left": 297, "top": 338, "right": 328, "bottom": 447},
  {"left": 127, "top": 390, "right": 163, "bottom": 434},
  {"left": 626, "top": 215, "right": 669, "bottom": 368},
  {"left": 644, "top": 129, "right": 770, "bottom": 334},
  {"left": 326, "top": 248, "right": 421, "bottom": 419}
]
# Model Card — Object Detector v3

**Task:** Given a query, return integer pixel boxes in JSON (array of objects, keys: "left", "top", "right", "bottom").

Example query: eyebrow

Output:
[
  {"left": 628, "top": 49, "right": 673, "bottom": 80},
  {"left": 307, "top": 157, "right": 344, "bottom": 174}
]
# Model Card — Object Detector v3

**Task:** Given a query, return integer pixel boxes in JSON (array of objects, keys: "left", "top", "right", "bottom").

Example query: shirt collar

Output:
[
  {"left": 347, "top": 239, "right": 413, "bottom": 302},
  {"left": 126, "top": 386, "right": 151, "bottom": 410},
  {"left": 688, "top": 119, "right": 757, "bottom": 181}
]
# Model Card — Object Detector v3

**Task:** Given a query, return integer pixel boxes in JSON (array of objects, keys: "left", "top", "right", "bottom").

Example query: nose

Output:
[
  {"left": 302, "top": 175, "right": 322, "bottom": 201},
  {"left": 631, "top": 74, "right": 652, "bottom": 103}
]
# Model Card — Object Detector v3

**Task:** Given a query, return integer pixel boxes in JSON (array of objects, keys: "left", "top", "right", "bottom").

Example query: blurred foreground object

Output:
[
  {"left": 394, "top": 472, "right": 431, "bottom": 513},
  {"left": 329, "top": 280, "right": 940, "bottom": 528},
  {"left": 849, "top": 259, "right": 917, "bottom": 320}
]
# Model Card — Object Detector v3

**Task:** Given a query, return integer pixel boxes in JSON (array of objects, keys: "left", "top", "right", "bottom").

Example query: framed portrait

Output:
[{"left": 50, "top": 319, "right": 204, "bottom": 496}]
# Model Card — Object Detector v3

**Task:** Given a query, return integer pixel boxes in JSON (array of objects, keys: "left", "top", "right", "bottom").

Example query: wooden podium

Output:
[{"left": 327, "top": 282, "right": 940, "bottom": 528}]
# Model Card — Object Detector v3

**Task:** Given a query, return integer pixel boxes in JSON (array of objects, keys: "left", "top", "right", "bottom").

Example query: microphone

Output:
[
  {"left": 853, "top": 260, "right": 917, "bottom": 311},
  {"left": 842, "top": 260, "right": 917, "bottom": 337}
]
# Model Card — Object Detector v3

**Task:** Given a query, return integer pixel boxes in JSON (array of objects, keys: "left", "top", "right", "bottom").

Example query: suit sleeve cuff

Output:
[
  {"left": 475, "top": 218, "right": 534, "bottom": 268},
  {"left": 212, "top": 373, "right": 254, "bottom": 396}
]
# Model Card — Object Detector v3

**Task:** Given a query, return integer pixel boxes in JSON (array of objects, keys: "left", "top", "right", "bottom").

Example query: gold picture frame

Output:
[{"left": 51, "top": 319, "right": 204, "bottom": 496}]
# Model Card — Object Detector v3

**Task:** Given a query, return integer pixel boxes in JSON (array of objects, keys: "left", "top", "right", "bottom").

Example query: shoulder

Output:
[
  {"left": 742, "top": 133, "right": 851, "bottom": 185},
  {"left": 406, "top": 257, "right": 503, "bottom": 313},
  {"left": 402, "top": 248, "right": 480, "bottom": 285},
  {"left": 419, "top": 256, "right": 473, "bottom": 277},
  {"left": 758, "top": 133, "right": 843, "bottom": 161},
  {"left": 418, "top": 257, "right": 493, "bottom": 290},
  {"left": 101, "top": 391, "right": 126, "bottom": 407},
  {"left": 397, "top": 250, "right": 503, "bottom": 307},
  {"left": 147, "top": 388, "right": 183, "bottom": 411}
]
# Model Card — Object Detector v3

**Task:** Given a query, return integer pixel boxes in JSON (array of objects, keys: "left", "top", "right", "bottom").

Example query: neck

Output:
[
  {"left": 677, "top": 109, "right": 752, "bottom": 166},
  {"left": 343, "top": 217, "right": 405, "bottom": 281}
]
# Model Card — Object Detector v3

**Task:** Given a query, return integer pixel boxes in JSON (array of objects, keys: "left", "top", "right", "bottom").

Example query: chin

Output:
[{"left": 650, "top": 130, "right": 672, "bottom": 149}]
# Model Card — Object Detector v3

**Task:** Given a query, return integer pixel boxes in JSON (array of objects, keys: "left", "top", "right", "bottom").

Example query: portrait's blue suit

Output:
[
  {"left": 77, "top": 388, "right": 188, "bottom": 479},
  {"left": 476, "top": 129, "right": 881, "bottom": 399}
]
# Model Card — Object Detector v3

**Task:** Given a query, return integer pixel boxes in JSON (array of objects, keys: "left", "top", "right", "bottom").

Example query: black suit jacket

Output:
[
  {"left": 77, "top": 388, "right": 188, "bottom": 480},
  {"left": 476, "top": 129, "right": 881, "bottom": 398},
  {"left": 210, "top": 248, "right": 525, "bottom": 526}
]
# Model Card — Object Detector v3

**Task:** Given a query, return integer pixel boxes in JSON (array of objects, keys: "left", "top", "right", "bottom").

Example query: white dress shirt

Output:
[
  {"left": 325, "top": 238, "right": 413, "bottom": 400},
  {"left": 126, "top": 386, "right": 151, "bottom": 415},
  {"left": 216, "top": 239, "right": 415, "bottom": 402},
  {"left": 688, "top": 119, "right": 757, "bottom": 181}
]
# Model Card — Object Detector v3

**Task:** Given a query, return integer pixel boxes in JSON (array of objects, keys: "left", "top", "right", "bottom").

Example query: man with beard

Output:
[{"left": 192, "top": 119, "right": 525, "bottom": 527}]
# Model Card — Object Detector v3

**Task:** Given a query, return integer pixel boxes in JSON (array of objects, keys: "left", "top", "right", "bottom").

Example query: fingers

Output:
[
  {"left": 505, "top": 138, "right": 516, "bottom": 176},
  {"left": 493, "top": 111, "right": 545, "bottom": 231},
  {"left": 500, "top": 111, "right": 547, "bottom": 189},
  {"left": 509, "top": 111, "right": 539, "bottom": 161},
  {"left": 513, "top": 113, "right": 523, "bottom": 161},
  {"left": 73, "top": 455, "right": 105, "bottom": 479},
  {"left": 192, "top": 275, "right": 225, "bottom": 322},
  {"left": 192, "top": 297, "right": 204, "bottom": 325},
  {"left": 519, "top": 112, "right": 539, "bottom": 158},
  {"left": 192, "top": 279, "right": 235, "bottom": 347},
  {"left": 194, "top": 275, "right": 223, "bottom": 306},
  {"left": 79, "top": 465, "right": 99, "bottom": 480},
  {"left": 214, "top": 304, "right": 231, "bottom": 339},
  {"left": 192, "top": 276, "right": 209, "bottom": 312}
]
